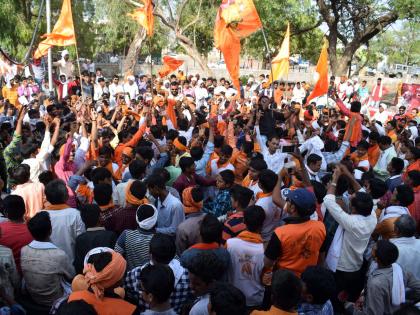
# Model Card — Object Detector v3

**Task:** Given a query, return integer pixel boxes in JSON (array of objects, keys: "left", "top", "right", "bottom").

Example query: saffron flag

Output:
[
  {"left": 158, "top": 56, "right": 184, "bottom": 78},
  {"left": 128, "top": 0, "right": 154, "bottom": 37},
  {"left": 307, "top": 39, "right": 329, "bottom": 103},
  {"left": 33, "top": 0, "right": 76, "bottom": 59},
  {"left": 214, "top": 0, "right": 262, "bottom": 91},
  {"left": 268, "top": 23, "right": 290, "bottom": 83}
]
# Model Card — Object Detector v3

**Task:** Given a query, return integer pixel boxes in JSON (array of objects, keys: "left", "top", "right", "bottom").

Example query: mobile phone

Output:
[{"left": 282, "top": 145, "right": 295, "bottom": 153}]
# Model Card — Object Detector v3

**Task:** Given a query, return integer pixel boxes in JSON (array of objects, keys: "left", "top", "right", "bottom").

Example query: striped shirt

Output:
[
  {"left": 222, "top": 212, "right": 246, "bottom": 243},
  {"left": 114, "top": 229, "right": 154, "bottom": 271}
]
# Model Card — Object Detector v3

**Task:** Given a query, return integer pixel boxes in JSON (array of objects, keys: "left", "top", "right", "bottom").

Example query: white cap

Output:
[
  {"left": 164, "top": 80, "right": 170, "bottom": 86},
  {"left": 61, "top": 49, "right": 69, "bottom": 57},
  {"left": 197, "top": 79, "right": 204, "bottom": 86},
  {"left": 191, "top": 77, "right": 198, "bottom": 82},
  {"left": 214, "top": 86, "right": 227, "bottom": 95},
  {"left": 247, "top": 77, "right": 254, "bottom": 83},
  {"left": 127, "top": 75, "right": 135, "bottom": 81}
]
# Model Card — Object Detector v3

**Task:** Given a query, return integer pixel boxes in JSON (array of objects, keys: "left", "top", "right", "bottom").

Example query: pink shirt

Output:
[{"left": 12, "top": 182, "right": 45, "bottom": 219}]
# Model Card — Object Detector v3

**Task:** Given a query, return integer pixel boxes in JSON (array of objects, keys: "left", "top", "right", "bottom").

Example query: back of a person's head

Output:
[
  {"left": 220, "top": 144, "right": 233, "bottom": 157},
  {"left": 244, "top": 205, "right": 266, "bottom": 233},
  {"left": 12, "top": 164, "right": 30, "bottom": 185},
  {"left": 87, "top": 252, "right": 113, "bottom": 272},
  {"left": 351, "top": 191, "right": 373, "bottom": 216},
  {"left": 190, "top": 146, "right": 204, "bottom": 161},
  {"left": 311, "top": 180, "right": 327, "bottom": 204},
  {"left": 187, "top": 251, "right": 226, "bottom": 283},
  {"left": 375, "top": 240, "right": 399, "bottom": 267},
  {"left": 231, "top": 185, "right": 253, "bottom": 209},
  {"left": 91, "top": 167, "right": 112, "bottom": 185},
  {"left": 28, "top": 211, "right": 51, "bottom": 241},
  {"left": 129, "top": 159, "right": 147, "bottom": 179},
  {"left": 38, "top": 170, "right": 55, "bottom": 186},
  {"left": 258, "top": 169, "right": 278, "bottom": 193},
  {"left": 209, "top": 282, "right": 247, "bottom": 315},
  {"left": 369, "top": 130, "right": 380, "bottom": 142},
  {"left": 301, "top": 266, "right": 336, "bottom": 305},
  {"left": 93, "top": 183, "right": 112, "bottom": 206},
  {"left": 350, "top": 100, "right": 361, "bottom": 113},
  {"left": 21, "top": 143, "right": 39, "bottom": 159},
  {"left": 378, "top": 135, "right": 392, "bottom": 146},
  {"left": 395, "top": 185, "right": 414, "bottom": 207},
  {"left": 45, "top": 179, "right": 69, "bottom": 205},
  {"left": 200, "top": 214, "right": 223, "bottom": 244},
  {"left": 369, "top": 178, "right": 387, "bottom": 199},
  {"left": 57, "top": 300, "right": 97, "bottom": 315},
  {"left": 390, "top": 157, "right": 405, "bottom": 175},
  {"left": 150, "top": 233, "right": 176, "bottom": 264},
  {"left": 136, "top": 146, "right": 154, "bottom": 162},
  {"left": 3, "top": 195, "right": 25, "bottom": 220},
  {"left": 394, "top": 214, "right": 417, "bottom": 238},
  {"left": 80, "top": 204, "right": 101, "bottom": 228},
  {"left": 271, "top": 269, "right": 302, "bottom": 311},
  {"left": 249, "top": 158, "right": 267, "bottom": 171},
  {"left": 147, "top": 173, "right": 166, "bottom": 190},
  {"left": 140, "top": 264, "right": 175, "bottom": 304},
  {"left": 335, "top": 175, "right": 349, "bottom": 196},
  {"left": 179, "top": 156, "right": 195, "bottom": 172},
  {"left": 324, "top": 139, "right": 338, "bottom": 153},
  {"left": 393, "top": 304, "right": 420, "bottom": 315},
  {"left": 130, "top": 180, "right": 147, "bottom": 200}
]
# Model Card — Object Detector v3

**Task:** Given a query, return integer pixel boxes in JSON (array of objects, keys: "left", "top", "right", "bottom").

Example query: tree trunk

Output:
[
  {"left": 178, "top": 36, "right": 213, "bottom": 76},
  {"left": 122, "top": 28, "right": 146, "bottom": 76}
]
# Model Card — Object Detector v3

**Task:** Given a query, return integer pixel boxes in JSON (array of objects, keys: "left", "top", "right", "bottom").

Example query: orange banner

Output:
[
  {"left": 128, "top": 0, "right": 154, "bottom": 37},
  {"left": 158, "top": 56, "right": 184, "bottom": 78}
]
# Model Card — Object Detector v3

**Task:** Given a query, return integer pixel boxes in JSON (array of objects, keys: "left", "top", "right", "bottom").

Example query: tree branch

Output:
[
  {"left": 154, "top": 8, "right": 176, "bottom": 30},
  {"left": 180, "top": 0, "right": 203, "bottom": 34},
  {"left": 291, "top": 19, "right": 323, "bottom": 36},
  {"left": 176, "top": 0, "right": 190, "bottom": 31},
  {"left": 358, "top": 11, "right": 398, "bottom": 44},
  {"left": 317, "top": 0, "right": 334, "bottom": 25}
]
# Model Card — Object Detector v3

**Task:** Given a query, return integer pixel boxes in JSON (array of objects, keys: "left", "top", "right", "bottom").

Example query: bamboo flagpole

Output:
[{"left": 261, "top": 28, "right": 275, "bottom": 97}]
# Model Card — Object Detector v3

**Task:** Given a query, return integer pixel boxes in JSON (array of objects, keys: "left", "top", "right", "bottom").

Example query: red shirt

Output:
[{"left": 0, "top": 221, "right": 33, "bottom": 272}]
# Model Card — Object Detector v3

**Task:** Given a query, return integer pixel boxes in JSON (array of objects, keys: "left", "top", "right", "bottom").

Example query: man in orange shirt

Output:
[
  {"left": 1, "top": 76, "right": 20, "bottom": 108},
  {"left": 367, "top": 131, "right": 381, "bottom": 167},
  {"left": 263, "top": 188, "right": 326, "bottom": 277}
]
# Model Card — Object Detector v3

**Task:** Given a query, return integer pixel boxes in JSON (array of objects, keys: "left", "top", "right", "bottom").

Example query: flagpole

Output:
[
  {"left": 261, "top": 28, "right": 275, "bottom": 97},
  {"left": 46, "top": 0, "right": 53, "bottom": 93},
  {"left": 74, "top": 43, "right": 84, "bottom": 99},
  {"left": 149, "top": 36, "right": 153, "bottom": 98}
]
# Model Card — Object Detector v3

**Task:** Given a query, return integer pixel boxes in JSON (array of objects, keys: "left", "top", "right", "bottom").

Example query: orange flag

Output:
[
  {"left": 307, "top": 39, "right": 329, "bottom": 103},
  {"left": 214, "top": 0, "right": 262, "bottom": 91},
  {"left": 158, "top": 56, "right": 184, "bottom": 78},
  {"left": 128, "top": 0, "right": 154, "bottom": 37},
  {"left": 34, "top": 0, "right": 76, "bottom": 59}
]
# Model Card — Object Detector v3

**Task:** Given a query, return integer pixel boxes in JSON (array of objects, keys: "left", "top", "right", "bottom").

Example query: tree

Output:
[
  {"left": 316, "top": 0, "right": 419, "bottom": 76},
  {"left": 242, "top": 0, "right": 323, "bottom": 65}
]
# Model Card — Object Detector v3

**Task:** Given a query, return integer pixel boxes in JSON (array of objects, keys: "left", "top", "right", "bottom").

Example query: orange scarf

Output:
[
  {"left": 76, "top": 183, "right": 93, "bottom": 204},
  {"left": 237, "top": 230, "right": 263, "bottom": 244},
  {"left": 125, "top": 182, "right": 148, "bottom": 206},
  {"left": 182, "top": 187, "right": 203, "bottom": 214},
  {"left": 83, "top": 251, "right": 126, "bottom": 300},
  {"left": 190, "top": 242, "right": 220, "bottom": 250},
  {"left": 256, "top": 191, "right": 272, "bottom": 201},
  {"left": 350, "top": 152, "right": 369, "bottom": 169},
  {"left": 173, "top": 138, "right": 188, "bottom": 152},
  {"left": 44, "top": 203, "right": 69, "bottom": 210},
  {"left": 368, "top": 144, "right": 381, "bottom": 167}
]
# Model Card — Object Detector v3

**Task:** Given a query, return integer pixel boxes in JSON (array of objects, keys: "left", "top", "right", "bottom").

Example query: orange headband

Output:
[
  {"left": 83, "top": 251, "right": 126, "bottom": 300},
  {"left": 182, "top": 187, "right": 203, "bottom": 214},
  {"left": 125, "top": 181, "right": 148, "bottom": 206},
  {"left": 173, "top": 138, "right": 188, "bottom": 152}
]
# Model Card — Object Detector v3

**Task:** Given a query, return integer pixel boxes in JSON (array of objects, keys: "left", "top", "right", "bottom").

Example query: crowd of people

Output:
[{"left": 0, "top": 52, "right": 420, "bottom": 315}]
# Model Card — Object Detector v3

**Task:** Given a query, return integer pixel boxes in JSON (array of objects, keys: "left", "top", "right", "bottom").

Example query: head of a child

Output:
[
  {"left": 301, "top": 266, "right": 336, "bottom": 306},
  {"left": 271, "top": 269, "right": 302, "bottom": 312},
  {"left": 140, "top": 264, "right": 175, "bottom": 308},
  {"left": 258, "top": 169, "right": 278, "bottom": 193},
  {"left": 373, "top": 240, "right": 399, "bottom": 268}
]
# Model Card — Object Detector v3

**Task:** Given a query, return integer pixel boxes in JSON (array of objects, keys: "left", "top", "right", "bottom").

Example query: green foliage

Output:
[
  {"left": 242, "top": 0, "right": 323, "bottom": 64},
  {"left": 370, "top": 21, "right": 420, "bottom": 66}
]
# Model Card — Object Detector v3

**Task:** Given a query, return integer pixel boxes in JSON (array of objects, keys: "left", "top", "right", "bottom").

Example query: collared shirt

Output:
[
  {"left": 21, "top": 241, "right": 75, "bottom": 306},
  {"left": 298, "top": 300, "right": 334, "bottom": 315},
  {"left": 156, "top": 193, "right": 185, "bottom": 236},
  {"left": 390, "top": 237, "right": 420, "bottom": 279},
  {"left": 12, "top": 181, "right": 45, "bottom": 219},
  {"left": 374, "top": 146, "right": 397, "bottom": 181},
  {"left": 323, "top": 194, "right": 377, "bottom": 272},
  {"left": 0, "top": 245, "right": 19, "bottom": 300},
  {"left": 124, "top": 259, "right": 192, "bottom": 314},
  {"left": 176, "top": 212, "right": 206, "bottom": 255},
  {"left": 322, "top": 141, "right": 350, "bottom": 167},
  {"left": 42, "top": 207, "right": 85, "bottom": 263},
  {"left": 203, "top": 189, "right": 233, "bottom": 218},
  {"left": 195, "top": 141, "right": 215, "bottom": 177}
]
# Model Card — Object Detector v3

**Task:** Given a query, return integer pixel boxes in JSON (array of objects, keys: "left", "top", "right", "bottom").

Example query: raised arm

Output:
[
  {"left": 50, "top": 117, "right": 61, "bottom": 147},
  {"left": 273, "top": 168, "right": 287, "bottom": 209}
]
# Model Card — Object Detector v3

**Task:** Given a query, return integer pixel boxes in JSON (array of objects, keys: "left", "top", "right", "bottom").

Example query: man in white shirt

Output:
[
  {"left": 226, "top": 205, "right": 265, "bottom": 307},
  {"left": 324, "top": 166, "right": 377, "bottom": 303},
  {"left": 391, "top": 215, "right": 420, "bottom": 279},
  {"left": 53, "top": 50, "right": 74, "bottom": 78},
  {"left": 255, "top": 115, "right": 290, "bottom": 174},
  {"left": 292, "top": 82, "right": 306, "bottom": 104},
  {"left": 42, "top": 180, "right": 85, "bottom": 263},
  {"left": 124, "top": 75, "right": 139, "bottom": 104},
  {"left": 93, "top": 77, "right": 109, "bottom": 101},
  {"left": 374, "top": 135, "right": 397, "bottom": 181},
  {"left": 373, "top": 104, "right": 389, "bottom": 125},
  {"left": 194, "top": 80, "right": 209, "bottom": 107},
  {"left": 108, "top": 75, "right": 122, "bottom": 108}
]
